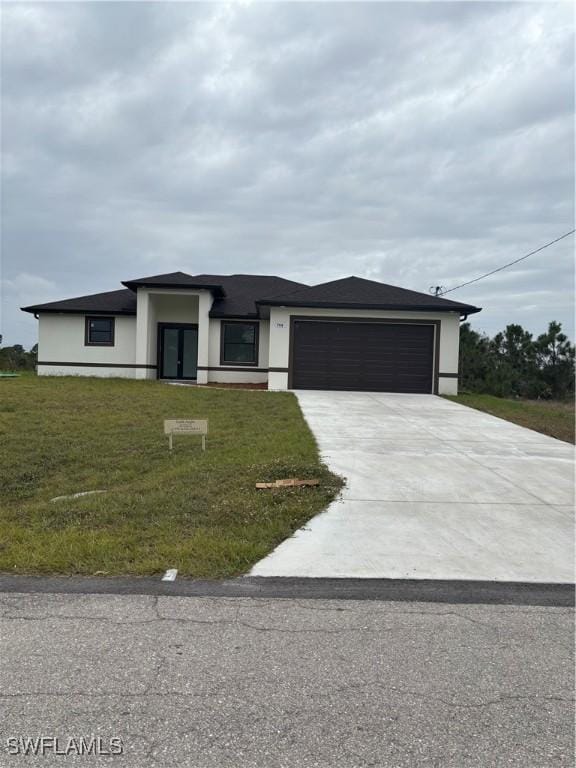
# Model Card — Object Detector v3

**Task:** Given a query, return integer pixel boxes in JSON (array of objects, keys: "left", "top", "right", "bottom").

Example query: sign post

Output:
[{"left": 164, "top": 419, "right": 208, "bottom": 451}]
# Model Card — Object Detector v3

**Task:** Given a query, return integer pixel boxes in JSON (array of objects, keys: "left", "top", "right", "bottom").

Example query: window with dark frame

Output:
[
  {"left": 85, "top": 316, "right": 115, "bottom": 346},
  {"left": 221, "top": 321, "right": 259, "bottom": 365}
]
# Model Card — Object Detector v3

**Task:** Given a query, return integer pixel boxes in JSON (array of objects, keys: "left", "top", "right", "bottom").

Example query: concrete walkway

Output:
[{"left": 251, "top": 392, "right": 575, "bottom": 582}]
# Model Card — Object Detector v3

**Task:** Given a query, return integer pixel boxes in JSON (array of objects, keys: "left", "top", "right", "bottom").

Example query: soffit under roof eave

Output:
[
  {"left": 122, "top": 281, "right": 226, "bottom": 297},
  {"left": 256, "top": 300, "right": 481, "bottom": 314}
]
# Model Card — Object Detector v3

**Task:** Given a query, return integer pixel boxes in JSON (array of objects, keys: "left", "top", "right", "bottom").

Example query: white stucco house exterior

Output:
[{"left": 22, "top": 272, "right": 481, "bottom": 394}]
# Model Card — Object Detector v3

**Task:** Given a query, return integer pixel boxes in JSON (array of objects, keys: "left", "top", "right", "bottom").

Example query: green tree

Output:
[
  {"left": 535, "top": 322, "right": 575, "bottom": 399},
  {"left": 0, "top": 343, "right": 37, "bottom": 371},
  {"left": 458, "top": 323, "right": 491, "bottom": 392},
  {"left": 459, "top": 320, "right": 575, "bottom": 400},
  {"left": 490, "top": 324, "right": 542, "bottom": 398}
]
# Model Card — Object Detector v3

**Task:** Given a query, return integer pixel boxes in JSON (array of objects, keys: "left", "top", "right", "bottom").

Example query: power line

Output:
[{"left": 439, "top": 229, "right": 576, "bottom": 296}]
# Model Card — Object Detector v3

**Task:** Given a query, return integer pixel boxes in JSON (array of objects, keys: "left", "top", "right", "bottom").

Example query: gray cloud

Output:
[{"left": 1, "top": 1, "right": 573, "bottom": 346}]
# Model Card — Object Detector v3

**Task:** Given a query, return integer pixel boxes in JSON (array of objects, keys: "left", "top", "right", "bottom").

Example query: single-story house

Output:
[{"left": 21, "top": 271, "right": 481, "bottom": 394}]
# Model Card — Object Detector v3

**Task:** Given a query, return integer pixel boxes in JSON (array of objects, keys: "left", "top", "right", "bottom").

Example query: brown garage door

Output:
[{"left": 291, "top": 320, "right": 435, "bottom": 393}]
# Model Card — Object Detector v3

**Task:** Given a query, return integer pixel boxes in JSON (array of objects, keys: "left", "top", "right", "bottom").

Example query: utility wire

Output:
[{"left": 439, "top": 229, "right": 575, "bottom": 296}]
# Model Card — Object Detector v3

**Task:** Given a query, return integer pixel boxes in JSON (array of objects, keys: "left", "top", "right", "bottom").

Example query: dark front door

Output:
[
  {"left": 158, "top": 324, "right": 198, "bottom": 380},
  {"left": 291, "top": 320, "right": 435, "bottom": 393}
]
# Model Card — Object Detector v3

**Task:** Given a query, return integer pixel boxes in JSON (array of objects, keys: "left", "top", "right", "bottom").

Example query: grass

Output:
[
  {"left": 444, "top": 393, "right": 575, "bottom": 444},
  {"left": 0, "top": 375, "right": 343, "bottom": 577}
]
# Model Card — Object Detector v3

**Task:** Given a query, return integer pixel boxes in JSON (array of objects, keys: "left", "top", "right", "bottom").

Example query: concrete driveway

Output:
[{"left": 251, "top": 392, "right": 574, "bottom": 582}]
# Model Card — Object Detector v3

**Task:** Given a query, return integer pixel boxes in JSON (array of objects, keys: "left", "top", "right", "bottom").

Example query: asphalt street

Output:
[{"left": 0, "top": 592, "right": 573, "bottom": 768}]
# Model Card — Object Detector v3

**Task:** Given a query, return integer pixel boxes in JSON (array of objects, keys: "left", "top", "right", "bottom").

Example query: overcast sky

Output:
[{"left": 1, "top": 1, "right": 574, "bottom": 348}]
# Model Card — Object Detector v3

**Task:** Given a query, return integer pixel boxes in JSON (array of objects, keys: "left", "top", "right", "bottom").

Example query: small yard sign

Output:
[{"left": 164, "top": 419, "right": 208, "bottom": 451}]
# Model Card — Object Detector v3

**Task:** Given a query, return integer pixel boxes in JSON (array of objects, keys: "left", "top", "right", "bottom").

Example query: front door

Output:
[{"left": 158, "top": 324, "right": 198, "bottom": 380}]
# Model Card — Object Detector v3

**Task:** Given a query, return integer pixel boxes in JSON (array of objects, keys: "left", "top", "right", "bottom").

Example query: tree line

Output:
[
  {"left": 460, "top": 321, "right": 575, "bottom": 400},
  {"left": 0, "top": 344, "right": 37, "bottom": 371}
]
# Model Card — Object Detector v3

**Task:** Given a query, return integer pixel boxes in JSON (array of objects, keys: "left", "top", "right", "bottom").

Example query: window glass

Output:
[
  {"left": 222, "top": 323, "right": 257, "bottom": 364},
  {"left": 87, "top": 317, "right": 114, "bottom": 345},
  {"left": 181, "top": 328, "right": 198, "bottom": 378},
  {"left": 162, "top": 328, "right": 179, "bottom": 377},
  {"left": 225, "top": 324, "right": 255, "bottom": 344}
]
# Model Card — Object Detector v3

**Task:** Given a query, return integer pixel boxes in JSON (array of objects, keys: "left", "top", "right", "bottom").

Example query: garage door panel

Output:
[{"left": 292, "top": 321, "right": 435, "bottom": 393}]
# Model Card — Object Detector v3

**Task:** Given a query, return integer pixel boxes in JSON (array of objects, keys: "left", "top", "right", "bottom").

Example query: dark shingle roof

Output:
[
  {"left": 21, "top": 273, "right": 481, "bottom": 318},
  {"left": 121, "top": 272, "right": 307, "bottom": 316},
  {"left": 122, "top": 271, "right": 226, "bottom": 296},
  {"left": 21, "top": 289, "right": 136, "bottom": 315},
  {"left": 258, "top": 276, "right": 481, "bottom": 314},
  {"left": 21, "top": 273, "right": 307, "bottom": 318},
  {"left": 198, "top": 274, "right": 307, "bottom": 317}
]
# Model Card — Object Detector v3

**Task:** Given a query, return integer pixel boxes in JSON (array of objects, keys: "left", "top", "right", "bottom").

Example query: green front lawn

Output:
[
  {"left": 444, "top": 393, "right": 575, "bottom": 444},
  {"left": 0, "top": 376, "right": 343, "bottom": 576}
]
